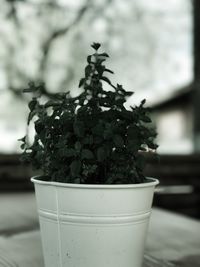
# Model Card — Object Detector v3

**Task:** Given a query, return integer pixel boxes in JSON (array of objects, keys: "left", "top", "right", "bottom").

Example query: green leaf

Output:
[
  {"left": 127, "top": 126, "right": 139, "bottom": 140},
  {"left": 140, "top": 115, "right": 152, "bottom": 123},
  {"left": 73, "top": 121, "right": 85, "bottom": 137},
  {"left": 92, "top": 123, "right": 104, "bottom": 136},
  {"left": 79, "top": 78, "right": 85, "bottom": 88},
  {"left": 94, "top": 136, "right": 103, "bottom": 144},
  {"left": 87, "top": 55, "right": 92, "bottom": 63},
  {"left": 127, "top": 140, "right": 140, "bottom": 152},
  {"left": 103, "top": 128, "right": 113, "bottom": 140},
  {"left": 97, "top": 147, "right": 106, "bottom": 162},
  {"left": 125, "top": 91, "right": 133, "bottom": 97},
  {"left": 101, "top": 76, "right": 112, "bottom": 85},
  {"left": 27, "top": 110, "right": 36, "bottom": 124},
  {"left": 75, "top": 141, "right": 82, "bottom": 151},
  {"left": 28, "top": 99, "right": 37, "bottom": 111},
  {"left": 105, "top": 68, "right": 114, "bottom": 74},
  {"left": 146, "top": 140, "right": 158, "bottom": 150},
  {"left": 44, "top": 100, "right": 60, "bottom": 108},
  {"left": 91, "top": 43, "right": 101, "bottom": 50},
  {"left": 83, "top": 135, "right": 93, "bottom": 145},
  {"left": 18, "top": 136, "right": 26, "bottom": 142},
  {"left": 81, "top": 149, "right": 94, "bottom": 159},
  {"left": 141, "top": 99, "right": 146, "bottom": 106},
  {"left": 70, "top": 160, "right": 81, "bottom": 177},
  {"left": 64, "top": 148, "right": 76, "bottom": 157},
  {"left": 99, "top": 53, "right": 109, "bottom": 58},
  {"left": 85, "top": 65, "right": 92, "bottom": 76},
  {"left": 136, "top": 154, "right": 146, "bottom": 170},
  {"left": 35, "top": 121, "right": 44, "bottom": 134},
  {"left": 113, "top": 134, "right": 124, "bottom": 148},
  {"left": 20, "top": 143, "right": 26, "bottom": 149}
]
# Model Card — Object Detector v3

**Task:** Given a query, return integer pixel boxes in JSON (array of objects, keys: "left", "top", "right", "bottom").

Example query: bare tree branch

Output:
[{"left": 39, "top": 0, "right": 92, "bottom": 78}]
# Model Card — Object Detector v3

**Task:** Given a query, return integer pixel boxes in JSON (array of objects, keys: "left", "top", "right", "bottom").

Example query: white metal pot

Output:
[{"left": 31, "top": 176, "right": 159, "bottom": 267}]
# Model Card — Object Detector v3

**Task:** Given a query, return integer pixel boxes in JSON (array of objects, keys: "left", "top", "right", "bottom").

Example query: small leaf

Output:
[
  {"left": 18, "top": 136, "right": 26, "bottom": 142},
  {"left": 136, "top": 155, "right": 146, "bottom": 170},
  {"left": 79, "top": 78, "right": 85, "bottom": 88},
  {"left": 94, "top": 136, "right": 103, "bottom": 144},
  {"left": 28, "top": 99, "right": 37, "bottom": 111},
  {"left": 83, "top": 135, "right": 93, "bottom": 145},
  {"left": 125, "top": 91, "right": 133, "bottom": 97},
  {"left": 64, "top": 148, "right": 76, "bottom": 157},
  {"left": 87, "top": 55, "right": 92, "bottom": 63},
  {"left": 92, "top": 123, "right": 104, "bottom": 136},
  {"left": 85, "top": 65, "right": 92, "bottom": 76},
  {"left": 81, "top": 149, "right": 94, "bottom": 159},
  {"left": 44, "top": 100, "right": 60, "bottom": 108},
  {"left": 20, "top": 143, "right": 26, "bottom": 149},
  {"left": 91, "top": 42, "right": 101, "bottom": 50},
  {"left": 75, "top": 141, "right": 82, "bottom": 151},
  {"left": 99, "top": 53, "right": 109, "bottom": 58},
  {"left": 105, "top": 68, "right": 114, "bottom": 74},
  {"left": 141, "top": 115, "right": 152, "bottom": 123},
  {"left": 114, "top": 134, "right": 124, "bottom": 148},
  {"left": 103, "top": 128, "right": 113, "bottom": 140},
  {"left": 127, "top": 140, "right": 140, "bottom": 152},
  {"left": 101, "top": 76, "right": 111, "bottom": 85},
  {"left": 97, "top": 147, "right": 106, "bottom": 162},
  {"left": 70, "top": 160, "right": 81, "bottom": 177},
  {"left": 28, "top": 111, "right": 36, "bottom": 124},
  {"left": 73, "top": 121, "right": 85, "bottom": 137},
  {"left": 35, "top": 121, "right": 44, "bottom": 134}
]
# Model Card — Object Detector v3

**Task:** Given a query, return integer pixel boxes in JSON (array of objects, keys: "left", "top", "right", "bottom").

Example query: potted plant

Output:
[{"left": 19, "top": 43, "right": 159, "bottom": 267}]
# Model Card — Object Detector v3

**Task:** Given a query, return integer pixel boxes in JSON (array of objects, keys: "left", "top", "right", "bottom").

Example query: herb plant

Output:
[{"left": 19, "top": 43, "right": 157, "bottom": 184}]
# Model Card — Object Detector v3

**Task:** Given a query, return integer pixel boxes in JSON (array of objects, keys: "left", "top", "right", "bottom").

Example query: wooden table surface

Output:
[{"left": 144, "top": 208, "right": 200, "bottom": 267}]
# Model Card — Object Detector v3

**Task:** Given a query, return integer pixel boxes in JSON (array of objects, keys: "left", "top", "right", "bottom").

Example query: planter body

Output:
[{"left": 32, "top": 177, "right": 158, "bottom": 267}]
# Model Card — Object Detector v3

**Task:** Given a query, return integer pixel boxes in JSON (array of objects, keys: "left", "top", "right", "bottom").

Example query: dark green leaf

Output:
[
  {"left": 35, "top": 121, "right": 44, "bottom": 134},
  {"left": 70, "top": 160, "right": 81, "bottom": 177},
  {"left": 44, "top": 100, "right": 60, "bottom": 108},
  {"left": 97, "top": 147, "right": 106, "bottom": 162},
  {"left": 75, "top": 141, "right": 82, "bottom": 151},
  {"left": 85, "top": 65, "right": 92, "bottom": 76},
  {"left": 73, "top": 121, "right": 85, "bottom": 137},
  {"left": 20, "top": 143, "right": 26, "bottom": 149},
  {"left": 101, "top": 76, "right": 111, "bottom": 85},
  {"left": 87, "top": 55, "right": 92, "bottom": 63},
  {"left": 99, "top": 53, "right": 109, "bottom": 58},
  {"left": 64, "top": 148, "right": 76, "bottom": 157},
  {"left": 114, "top": 134, "right": 124, "bottom": 148},
  {"left": 79, "top": 78, "right": 85, "bottom": 88},
  {"left": 125, "top": 91, "right": 133, "bottom": 97},
  {"left": 28, "top": 99, "right": 37, "bottom": 111},
  {"left": 92, "top": 123, "right": 104, "bottom": 136},
  {"left": 18, "top": 136, "right": 26, "bottom": 142},
  {"left": 141, "top": 115, "right": 152, "bottom": 123},
  {"left": 28, "top": 111, "right": 36, "bottom": 124},
  {"left": 83, "top": 135, "right": 93, "bottom": 145},
  {"left": 81, "top": 149, "right": 94, "bottom": 159},
  {"left": 91, "top": 43, "right": 101, "bottom": 50},
  {"left": 103, "top": 128, "right": 113, "bottom": 140}
]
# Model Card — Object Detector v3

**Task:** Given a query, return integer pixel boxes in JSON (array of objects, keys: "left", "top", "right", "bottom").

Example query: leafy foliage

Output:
[{"left": 19, "top": 43, "right": 158, "bottom": 184}]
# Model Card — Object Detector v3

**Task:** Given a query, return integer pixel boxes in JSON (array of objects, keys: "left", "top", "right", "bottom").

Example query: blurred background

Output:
[{"left": 0, "top": 0, "right": 200, "bottom": 218}]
